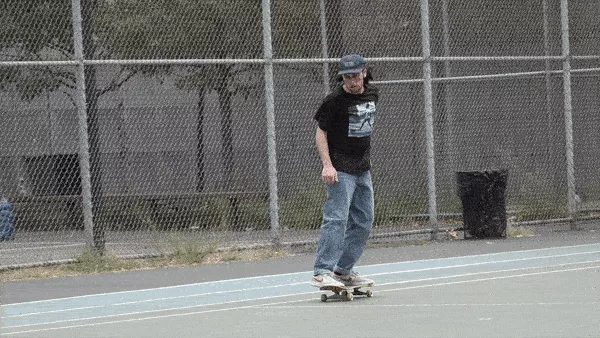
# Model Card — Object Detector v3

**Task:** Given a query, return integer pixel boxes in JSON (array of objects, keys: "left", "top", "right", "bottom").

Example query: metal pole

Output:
[
  {"left": 542, "top": 0, "right": 560, "bottom": 220},
  {"left": 543, "top": 0, "right": 553, "bottom": 151},
  {"left": 441, "top": 0, "right": 456, "bottom": 198},
  {"left": 560, "top": 0, "right": 578, "bottom": 229},
  {"left": 419, "top": 0, "right": 439, "bottom": 239},
  {"left": 442, "top": 0, "right": 451, "bottom": 79},
  {"left": 319, "top": 0, "right": 331, "bottom": 95},
  {"left": 261, "top": 0, "right": 281, "bottom": 245},
  {"left": 70, "top": 0, "right": 95, "bottom": 248}
]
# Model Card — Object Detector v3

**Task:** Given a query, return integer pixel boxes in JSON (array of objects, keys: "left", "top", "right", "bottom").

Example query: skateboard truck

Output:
[{"left": 319, "top": 284, "right": 373, "bottom": 302}]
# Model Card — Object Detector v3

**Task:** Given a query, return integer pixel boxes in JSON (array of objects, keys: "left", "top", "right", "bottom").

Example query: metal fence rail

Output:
[{"left": 1, "top": 0, "right": 600, "bottom": 268}]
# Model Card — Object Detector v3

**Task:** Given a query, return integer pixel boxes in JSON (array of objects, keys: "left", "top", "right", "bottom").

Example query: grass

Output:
[
  {"left": 507, "top": 225, "right": 535, "bottom": 238},
  {"left": 367, "top": 239, "right": 431, "bottom": 249},
  {"left": 279, "top": 185, "right": 325, "bottom": 230},
  {"left": 64, "top": 249, "right": 143, "bottom": 274},
  {"left": 510, "top": 199, "right": 568, "bottom": 222},
  {"left": 163, "top": 236, "right": 220, "bottom": 265},
  {"left": 0, "top": 243, "right": 288, "bottom": 283}
]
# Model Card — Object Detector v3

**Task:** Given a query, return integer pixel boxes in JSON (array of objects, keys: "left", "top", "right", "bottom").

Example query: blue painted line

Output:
[
  {"left": 2, "top": 243, "right": 599, "bottom": 329},
  {"left": 5, "top": 252, "right": 600, "bottom": 329},
  {"left": 6, "top": 243, "right": 599, "bottom": 311},
  {"left": 356, "top": 243, "right": 600, "bottom": 276},
  {"left": 3, "top": 274, "right": 306, "bottom": 316}
]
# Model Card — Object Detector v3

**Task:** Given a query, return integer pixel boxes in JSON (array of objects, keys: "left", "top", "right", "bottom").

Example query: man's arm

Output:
[{"left": 316, "top": 126, "right": 338, "bottom": 185}]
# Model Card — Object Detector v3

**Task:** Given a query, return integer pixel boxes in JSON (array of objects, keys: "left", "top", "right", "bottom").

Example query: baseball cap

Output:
[{"left": 337, "top": 54, "right": 366, "bottom": 75}]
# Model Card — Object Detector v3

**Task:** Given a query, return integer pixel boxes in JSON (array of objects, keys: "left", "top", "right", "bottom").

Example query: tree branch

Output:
[
  {"left": 98, "top": 68, "right": 138, "bottom": 97},
  {"left": 229, "top": 65, "right": 258, "bottom": 76},
  {"left": 43, "top": 65, "right": 76, "bottom": 88},
  {"left": 62, "top": 89, "right": 77, "bottom": 108},
  {"left": 48, "top": 41, "right": 73, "bottom": 59},
  {"left": 0, "top": 52, "right": 21, "bottom": 60}
]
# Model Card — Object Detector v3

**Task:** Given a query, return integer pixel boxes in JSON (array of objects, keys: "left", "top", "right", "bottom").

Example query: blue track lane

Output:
[{"left": 2, "top": 243, "right": 600, "bottom": 329}]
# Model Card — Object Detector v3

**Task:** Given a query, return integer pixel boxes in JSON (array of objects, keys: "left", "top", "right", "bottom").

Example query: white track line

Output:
[
  {"left": 6, "top": 248, "right": 600, "bottom": 317},
  {"left": 3, "top": 263, "right": 599, "bottom": 336},
  {"left": 359, "top": 243, "right": 600, "bottom": 269},
  {"left": 4, "top": 242, "right": 600, "bottom": 307},
  {"left": 264, "top": 301, "right": 600, "bottom": 309},
  {"left": 3, "top": 291, "right": 317, "bottom": 330},
  {"left": 376, "top": 264, "right": 600, "bottom": 294},
  {"left": 366, "top": 249, "right": 600, "bottom": 277},
  {"left": 4, "top": 260, "right": 599, "bottom": 329},
  {"left": 6, "top": 306, "right": 105, "bottom": 318}
]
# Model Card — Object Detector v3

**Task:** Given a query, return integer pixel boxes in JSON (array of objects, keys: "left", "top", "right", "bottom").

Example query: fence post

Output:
[
  {"left": 261, "top": 0, "right": 281, "bottom": 245},
  {"left": 441, "top": 0, "right": 456, "bottom": 176},
  {"left": 419, "top": 0, "right": 439, "bottom": 239},
  {"left": 542, "top": 0, "right": 553, "bottom": 139},
  {"left": 440, "top": 0, "right": 458, "bottom": 216},
  {"left": 70, "top": 0, "right": 95, "bottom": 249},
  {"left": 319, "top": 0, "right": 331, "bottom": 95},
  {"left": 560, "top": 0, "right": 578, "bottom": 229}
]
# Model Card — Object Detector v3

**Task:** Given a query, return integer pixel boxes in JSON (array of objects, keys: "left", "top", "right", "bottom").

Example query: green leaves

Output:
[
  {"left": 97, "top": 0, "right": 262, "bottom": 60},
  {"left": 0, "top": 0, "right": 73, "bottom": 59},
  {"left": 1, "top": 0, "right": 315, "bottom": 101}
]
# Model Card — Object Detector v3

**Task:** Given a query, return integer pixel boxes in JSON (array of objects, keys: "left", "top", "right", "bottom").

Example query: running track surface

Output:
[{"left": 1, "top": 241, "right": 599, "bottom": 337}]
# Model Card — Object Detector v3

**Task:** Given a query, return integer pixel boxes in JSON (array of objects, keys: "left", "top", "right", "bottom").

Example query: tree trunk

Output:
[
  {"left": 218, "top": 91, "right": 234, "bottom": 181},
  {"left": 82, "top": 0, "right": 105, "bottom": 252},
  {"left": 217, "top": 89, "right": 240, "bottom": 229},
  {"left": 196, "top": 88, "right": 206, "bottom": 192},
  {"left": 325, "top": 0, "right": 345, "bottom": 89}
]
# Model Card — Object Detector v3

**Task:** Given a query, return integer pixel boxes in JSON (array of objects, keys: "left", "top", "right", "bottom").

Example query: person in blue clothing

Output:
[
  {"left": 0, "top": 197, "right": 15, "bottom": 241},
  {"left": 311, "top": 54, "right": 378, "bottom": 288}
]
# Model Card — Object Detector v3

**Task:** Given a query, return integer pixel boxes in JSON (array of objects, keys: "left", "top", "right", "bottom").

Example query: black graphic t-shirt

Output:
[{"left": 314, "top": 83, "right": 379, "bottom": 175}]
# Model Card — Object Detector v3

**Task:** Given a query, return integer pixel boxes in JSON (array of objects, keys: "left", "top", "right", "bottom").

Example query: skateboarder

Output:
[{"left": 311, "top": 54, "right": 378, "bottom": 288}]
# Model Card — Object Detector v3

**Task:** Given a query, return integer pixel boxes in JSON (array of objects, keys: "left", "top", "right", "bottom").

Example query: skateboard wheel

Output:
[
  {"left": 321, "top": 294, "right": 328, "bottom": 302},
  {"left": 341, "top": 290, "right": 348, "bottom": 297},
  {"left": 346, "top": 293, "right": 354, "bottom": 301},
  {"left": 366, "top": 290, "right": 373, "bottom": 297}
]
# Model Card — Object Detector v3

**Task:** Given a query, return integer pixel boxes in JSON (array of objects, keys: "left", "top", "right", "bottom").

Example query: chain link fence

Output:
[{"left": 1, "top": 0, "right": 599, "bottom": 268}]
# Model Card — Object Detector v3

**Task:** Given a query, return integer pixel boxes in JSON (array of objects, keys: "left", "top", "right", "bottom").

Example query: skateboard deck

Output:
[{"left": 318, "top": 283, "right": 374, "bottom": 302}]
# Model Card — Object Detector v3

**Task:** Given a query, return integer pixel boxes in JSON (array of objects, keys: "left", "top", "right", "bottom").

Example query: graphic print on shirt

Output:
[{"left": 348, "top": 101, "right": 376, "bottom": 137}]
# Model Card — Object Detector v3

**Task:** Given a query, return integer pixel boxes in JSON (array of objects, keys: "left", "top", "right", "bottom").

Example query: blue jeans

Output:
[
  {"left": 0, "top": 201, "right": 14, "bottom": 241},
  {"left": 0, "top": 222, "right": 13, "bottom": 240},
  {"left": 314, "top": 171, "right": 374, "bottom": 276}
]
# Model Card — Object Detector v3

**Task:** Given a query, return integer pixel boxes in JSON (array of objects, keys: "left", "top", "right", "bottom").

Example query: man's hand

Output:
[
  {"left": 315, "top": 127, "right": 337, "bottom": 185},
  {"left": 321, "top": 165, "right": 338, "bottom": 185}
]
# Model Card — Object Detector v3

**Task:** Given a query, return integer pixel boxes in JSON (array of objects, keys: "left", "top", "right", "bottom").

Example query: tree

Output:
[
  {"left": 102, "top": 0, "right": 265, "bottom": 226},
  {"left": 1, "top": 0, "right": 325, "bottom": 234},
  {"left": 0, "top": 1, "right": 75, "bottom": 100},
  {"left": 324, "top": 0, "right": 345, "bottom": 89},
  {"left": 0, "top": 0, "right": 148, "bottom": 251}
]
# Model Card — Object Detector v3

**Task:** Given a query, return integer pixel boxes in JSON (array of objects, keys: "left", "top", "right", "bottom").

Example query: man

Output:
[
  {"left": 0, "top": 197, "right": 14, "bottom": 241},
  {"left": 311, "top": 54, "right": 378, "bottom": 288}
]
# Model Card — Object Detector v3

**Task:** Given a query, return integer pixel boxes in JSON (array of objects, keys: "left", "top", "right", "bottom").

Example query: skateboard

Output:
[{"left": 318, "top": 283, "right": 374, "bottom": 302}]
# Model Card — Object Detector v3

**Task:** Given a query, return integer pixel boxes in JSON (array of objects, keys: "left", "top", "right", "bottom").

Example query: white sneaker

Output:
[
  {"left": 334, "top": 271, "right": 374, "bottom": 287},
  {"left": 311, "top": 274, "right": 345, "bottom": 288}
]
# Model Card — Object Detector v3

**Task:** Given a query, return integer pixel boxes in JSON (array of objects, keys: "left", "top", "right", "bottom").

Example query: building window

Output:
[{"left": 24, "top": 154, "right": 81, "bottom": 196}]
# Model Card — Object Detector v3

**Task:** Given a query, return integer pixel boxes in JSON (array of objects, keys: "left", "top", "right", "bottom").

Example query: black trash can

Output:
[{"left": 456, "top": 169, "right": 508, "bottom": 239}]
